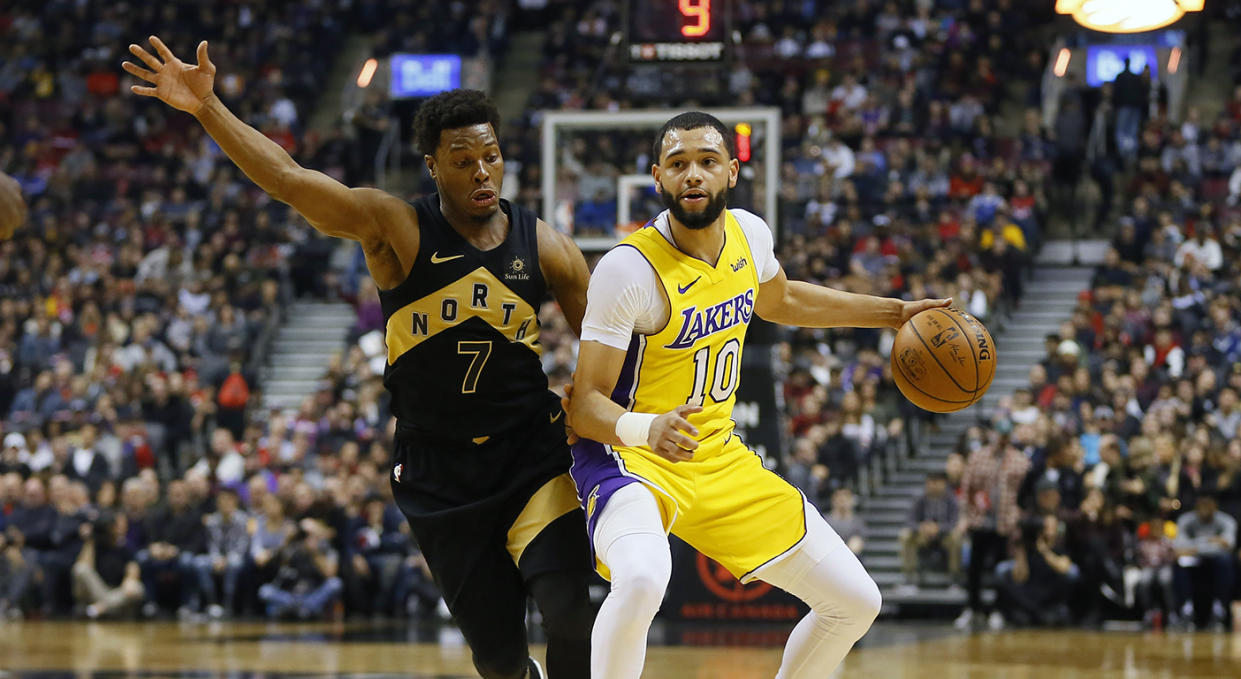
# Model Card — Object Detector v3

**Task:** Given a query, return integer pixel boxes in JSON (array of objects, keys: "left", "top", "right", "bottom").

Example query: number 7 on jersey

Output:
[{"left": 457, "top": 340, "right": 493, "bottom": 394}]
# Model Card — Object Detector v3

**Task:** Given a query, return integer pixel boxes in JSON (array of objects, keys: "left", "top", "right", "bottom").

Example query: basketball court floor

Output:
[{"left": 1, "top": 620, "right": 1236, "bottom": 679}]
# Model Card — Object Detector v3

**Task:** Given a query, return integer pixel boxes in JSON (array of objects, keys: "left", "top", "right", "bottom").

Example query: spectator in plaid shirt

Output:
[
  {"left": 193, "top": 487, "right": 249, "bottom": 619},
  {"left": 955, "top": 422, "right": 1030, "bottom": 630}
]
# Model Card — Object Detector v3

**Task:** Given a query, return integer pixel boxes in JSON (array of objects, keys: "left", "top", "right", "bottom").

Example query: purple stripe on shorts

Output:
[{"left": 570, "top": 438, "right": 641, "bottom": 554}]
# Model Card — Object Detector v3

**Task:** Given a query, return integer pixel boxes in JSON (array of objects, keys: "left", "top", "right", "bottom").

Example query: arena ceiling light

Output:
[{"left": 1055, "top": 0, "right": 1203, "bottom": 33}]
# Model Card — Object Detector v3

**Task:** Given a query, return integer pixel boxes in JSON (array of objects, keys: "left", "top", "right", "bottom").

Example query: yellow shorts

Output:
[{"left": 602, "top": 430, "right": 807, "bottom": 582}]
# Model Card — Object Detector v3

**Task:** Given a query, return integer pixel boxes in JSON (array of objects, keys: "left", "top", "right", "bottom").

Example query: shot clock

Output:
[{"left": 626, "top": 0, "right": 731, "bottom": 62}]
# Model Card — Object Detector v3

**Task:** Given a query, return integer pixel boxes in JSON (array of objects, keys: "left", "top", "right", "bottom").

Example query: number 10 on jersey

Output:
[{"left": 686, "top": 338, "right": 740, "bottom": 406}]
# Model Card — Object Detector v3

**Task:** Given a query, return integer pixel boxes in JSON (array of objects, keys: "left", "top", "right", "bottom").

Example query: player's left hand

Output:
[
  {"left": 895, "top": 298, "right": 952, "bottom": 328},
  {"left": 124, "top": 36, "right": 217, "bottom": 115}
]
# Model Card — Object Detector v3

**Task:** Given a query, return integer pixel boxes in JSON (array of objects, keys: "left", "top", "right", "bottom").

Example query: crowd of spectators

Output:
[
  {"left": 896, "top": 18, "right": 1241, "bottom": 630},
  {"left": 0, "top": 1, "right": 467, "bottom": 620},
  {"left": 6, "top": 0, "right": 1241, "bottom": 631}
]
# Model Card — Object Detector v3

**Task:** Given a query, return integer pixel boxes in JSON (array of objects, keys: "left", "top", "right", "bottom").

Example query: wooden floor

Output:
[{"left": 1, "top": 620, "right": 1238, "bottom": 678}]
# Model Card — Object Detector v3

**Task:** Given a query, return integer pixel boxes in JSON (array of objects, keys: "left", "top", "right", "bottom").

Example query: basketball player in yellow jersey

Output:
[{"left": 565, "top": 113, "right": 949, "bottom": 679}]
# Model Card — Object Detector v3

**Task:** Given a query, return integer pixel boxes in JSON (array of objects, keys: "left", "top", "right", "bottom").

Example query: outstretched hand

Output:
[
  {"left": 123, "top": 36, "right": 216, "bottom": 115},
  {"left": 896, "top": 297, "right": 952, "bottom": 328}
]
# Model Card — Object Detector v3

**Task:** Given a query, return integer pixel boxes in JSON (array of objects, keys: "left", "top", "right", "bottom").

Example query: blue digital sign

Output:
[
  {"left": 390, "top": 54, "right": 461, "bottom": 98},
  {"left": 1086, "top": 45, "right": 1159, "bottom": 87}
]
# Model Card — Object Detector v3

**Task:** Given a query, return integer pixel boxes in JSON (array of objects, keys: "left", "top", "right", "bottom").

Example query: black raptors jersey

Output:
[{"left": 380, "top": 194, "right": 551, "bottom": 440}]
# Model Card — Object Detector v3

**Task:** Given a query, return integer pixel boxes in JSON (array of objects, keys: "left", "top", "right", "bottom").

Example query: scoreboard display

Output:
[{"left": 627, "top": 0, "right": 730, "bottom": 62}]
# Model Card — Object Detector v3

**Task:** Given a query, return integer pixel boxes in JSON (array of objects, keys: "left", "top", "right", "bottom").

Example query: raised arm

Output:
[
  {"left": 536, "top": 220, "right": 591, "bottom": 337},
  {"left": 754, "top": 266, "right": 950, "bottom": 329},
  {"left": 123, "top": 36, "right": 404, "bottom": 248}
]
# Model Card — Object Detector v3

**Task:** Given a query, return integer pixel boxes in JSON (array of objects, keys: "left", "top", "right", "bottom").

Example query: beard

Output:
[{"left": 660, "top": 184, "right": 728, "bottom": 230}]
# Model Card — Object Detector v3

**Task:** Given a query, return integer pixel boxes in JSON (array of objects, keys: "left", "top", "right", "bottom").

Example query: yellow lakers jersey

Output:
[{"left": 612, "top": 210, "right": 760, "bottom": 455}]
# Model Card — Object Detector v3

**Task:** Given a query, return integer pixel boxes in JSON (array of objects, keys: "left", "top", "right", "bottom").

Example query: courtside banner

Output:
[{"left": 664, "top": 537, "right": 804, "bottom": 623}]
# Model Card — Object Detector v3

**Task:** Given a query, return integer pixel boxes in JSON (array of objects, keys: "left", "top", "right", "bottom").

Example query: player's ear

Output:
[
  {"left": 651, "top": 163, "right": 663, "bottom": 193},
  {"left": 728, "top": 158, "right": 739, "bottom": 188},
  {"left": 424, "top": 154, "right": 437, "bottom": 180}
]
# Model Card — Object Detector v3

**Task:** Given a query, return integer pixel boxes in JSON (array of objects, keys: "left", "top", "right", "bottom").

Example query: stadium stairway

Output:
[
  {"left": 492, "top": 31, "right": 544, "bottom": 130},
  {"left": 259, "top": 301, "right": 357, "bottom": 412},
  {"left": 862, "top": 260, "right": 1096, "bottom": 613},
  {"left": 1183, "top": 19, "right": 1235, "bottom": 120}
]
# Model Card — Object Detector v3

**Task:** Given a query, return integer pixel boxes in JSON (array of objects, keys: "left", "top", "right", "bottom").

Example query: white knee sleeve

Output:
[
  {"left": 758, "top": 501, "right": 881, "bottom": 623},
  {"left": 756, "top": 503, "right": 881, "bottom": 679},
  {"left": 592, "top": 482, "right": 668, "bottom": 559},
  {"left": 604, "top": 532, "right": 671, "bottom": 618},
  {"left": 594, "top": 483, "right": 671, "bottom": 616},
  {"left": 591, "top": 483, "right": 672, "bottom": 679}
]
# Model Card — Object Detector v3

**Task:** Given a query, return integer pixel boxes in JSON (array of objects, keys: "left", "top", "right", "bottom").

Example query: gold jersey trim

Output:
[{"left": 384, "top": 266, "right": 541, "bottom": 364}]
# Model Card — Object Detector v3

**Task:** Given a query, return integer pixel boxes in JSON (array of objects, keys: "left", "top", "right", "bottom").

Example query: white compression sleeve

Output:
[
  {"left": 591, "top": 483, "right": 670, "bottom": 679},
  {"left": 754, "top": 502, "right": 882, "bottom": 679},
  {"left": 580, "top": 246, "right": 664, "bottom": 349}
]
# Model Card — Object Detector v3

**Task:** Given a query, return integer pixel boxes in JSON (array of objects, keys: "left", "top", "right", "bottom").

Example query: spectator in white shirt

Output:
[
  {"left": 830, "top": 74, "right": 868, "bottom": 113},
  {"left": 805, "top": 23, "right": 835, "bottom": 59},
  {"left": 1210, "top": 388, "right": 1241, "bottom": 441},
  {"left": 802, "top": 69, "right": 832, "bottom": 116},
  {"left": 1009, "top": 389, "right": 1041, "bottom": 426},
  {"left": 957, "top": 272, "right": 988, "bottom": 321},
  {"left": 823, "top": 136, "right": 856, "bottom": 180},
  {"left": 773, "top": 27, "right": 803, "bottom": 59},
  {"left": 1174, "top": 230, "right": 1223, "bottom": 271},
  {"left": 191, "top": 429, "right": 246, "bottom": 486}
]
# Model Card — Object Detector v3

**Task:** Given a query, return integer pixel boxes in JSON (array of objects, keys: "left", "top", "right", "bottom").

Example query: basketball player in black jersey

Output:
[{"left": 124, "top": 37, "right": 593, "bottom": 679}]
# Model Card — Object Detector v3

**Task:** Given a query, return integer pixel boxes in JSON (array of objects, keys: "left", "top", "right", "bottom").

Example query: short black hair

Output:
[
  {"left": 412, "top": 89, "right": 501, "bottom": 156},
  {"left": 1044, "top": 435, "right": 1069, "bottom": 457},
  {"left": 651, "top": 111, "right": 734, "bottom": 164}
]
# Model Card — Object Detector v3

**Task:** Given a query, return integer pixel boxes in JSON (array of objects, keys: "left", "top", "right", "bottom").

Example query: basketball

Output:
[
  {"left": 891, "top": 307, "right": 996, "bottom": 413},
  {"left": 0, "top": 172, "right": 25, "bottom": 240}
]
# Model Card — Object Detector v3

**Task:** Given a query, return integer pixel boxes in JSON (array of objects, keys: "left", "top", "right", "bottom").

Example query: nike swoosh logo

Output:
[
  {"left": 677, "top": 276, "right": 702, "bottom": 294},
  {"left": 430, "top": 252, "right": 464, "bottom": 264},
  {"left": 550, "top": 410, "right": 563, "bottom": 424}
]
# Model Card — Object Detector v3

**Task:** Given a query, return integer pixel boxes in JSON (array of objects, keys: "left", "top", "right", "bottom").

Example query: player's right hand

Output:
[
  {"left": 647, "top": 404, "right": 702, "bottom": 463},
  {"left": 123, "top": 36, "right": 216, "bottom": 115}
]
